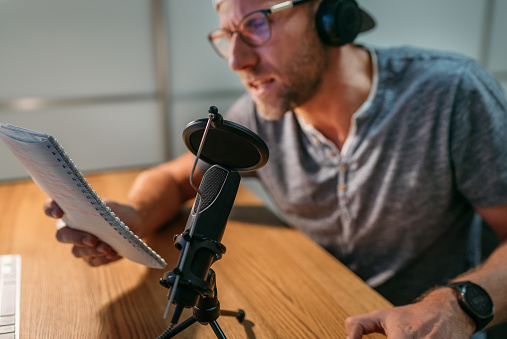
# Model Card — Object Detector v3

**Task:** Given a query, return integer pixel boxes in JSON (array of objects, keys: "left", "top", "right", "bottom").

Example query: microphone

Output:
[
  {"left": 160, "top": 164, "right": 241, "bottom": 327},
  {"left": 159, "top": 106, "right": 268, "bottom": 331}
]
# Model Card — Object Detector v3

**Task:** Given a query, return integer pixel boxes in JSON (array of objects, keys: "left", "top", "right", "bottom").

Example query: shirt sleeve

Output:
[{"left": 450, "top": 59, "right": 507, "bottom": 207}]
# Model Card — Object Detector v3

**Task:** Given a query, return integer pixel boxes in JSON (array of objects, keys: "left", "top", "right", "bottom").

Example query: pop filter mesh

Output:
[
  {"left": 183, "top": 119, "right": 268, "bottom": 172},
  {"left": 189, "top": 129, "right": 260, "bottom": 170}
]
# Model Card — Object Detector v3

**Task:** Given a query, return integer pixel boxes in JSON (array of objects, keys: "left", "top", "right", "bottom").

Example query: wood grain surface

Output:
[{"left": 0, "top": 169, "right": 391, "bottom": 338}]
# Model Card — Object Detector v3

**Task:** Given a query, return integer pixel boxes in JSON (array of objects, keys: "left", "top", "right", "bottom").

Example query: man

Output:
[{"left": 45, "top": 0, "right": 507, "bottom": 337}]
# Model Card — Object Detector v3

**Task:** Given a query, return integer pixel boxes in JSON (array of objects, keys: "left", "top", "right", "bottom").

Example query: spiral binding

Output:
[{"left": 46, "top": 136, "right": 166, "bottom": 268}]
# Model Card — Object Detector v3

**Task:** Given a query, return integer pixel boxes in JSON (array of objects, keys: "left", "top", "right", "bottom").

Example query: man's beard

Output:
[{"left": 251, "top": 35, "right": 328, "bottom": 121}]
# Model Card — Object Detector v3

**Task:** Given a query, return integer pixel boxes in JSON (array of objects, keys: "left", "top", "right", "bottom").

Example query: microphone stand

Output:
[
  {"left": 158, "top": 269, "right": 245, "bottom": 339},
  {"left": 157, "top": 107, "right": 246, "bottom": 338}
]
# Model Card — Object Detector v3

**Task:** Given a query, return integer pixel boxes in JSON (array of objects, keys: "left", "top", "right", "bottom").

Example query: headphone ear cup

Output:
[{"left": 316, "top": 0, "right": 362, "bottom": 46}]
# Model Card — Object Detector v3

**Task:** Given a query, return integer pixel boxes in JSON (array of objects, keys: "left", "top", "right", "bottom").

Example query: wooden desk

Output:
[{"left": 0, "top": 169, "right": 391, "bottom": 338}]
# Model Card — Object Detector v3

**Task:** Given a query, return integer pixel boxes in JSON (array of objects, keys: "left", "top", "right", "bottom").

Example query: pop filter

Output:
[{"left": 182, "top": 118, "right": 269, "bottom": 172}]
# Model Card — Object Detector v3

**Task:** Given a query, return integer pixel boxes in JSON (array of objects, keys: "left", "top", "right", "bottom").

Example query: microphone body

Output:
[{"left": 166, "top": 164, "right": 240, "bottom": 309}]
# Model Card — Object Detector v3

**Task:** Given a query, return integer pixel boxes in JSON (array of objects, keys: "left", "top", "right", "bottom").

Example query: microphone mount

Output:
[
  {"left": 159, "top": 269, "right": 245, "bottom": 339},
  {"left": 208, "top": 106, "right": 223, "bottom": 128},
  {"left": 160, "top": 231, "right": 226, "bottom": 298}
]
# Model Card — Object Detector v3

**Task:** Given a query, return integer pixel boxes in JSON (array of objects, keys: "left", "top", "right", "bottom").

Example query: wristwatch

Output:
[{"left": 447, "top": 281, "right": 494, "bottom": 332}]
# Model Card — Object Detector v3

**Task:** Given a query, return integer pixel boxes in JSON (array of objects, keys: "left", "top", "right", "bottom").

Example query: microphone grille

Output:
[{"left": 193, "top": 166, "right": 229, "bottom": 213}]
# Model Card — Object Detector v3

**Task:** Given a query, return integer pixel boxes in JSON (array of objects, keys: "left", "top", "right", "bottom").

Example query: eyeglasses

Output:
[{"left": 208, "top": 0, "right": 313, "bottom": 59}]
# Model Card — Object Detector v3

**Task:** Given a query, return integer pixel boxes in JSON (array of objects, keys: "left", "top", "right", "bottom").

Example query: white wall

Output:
[
  {"left": 0, "top": 0, "right": 505, "bottom": 181},
  {"left": 360, "top": 0, "right": 485, "bottom": 58},
  {"left": 0, "top": 1, "right": 156, "bottom": 99},
  {"left": 359, "top": 0, "right": 506, "bottom": 93},
  {"left": 487, "top": 0, "right": 507, "bottom": 91},
  {"left": 0, "top": 0, "right": 164, "bottom": 181},
  {"left": 164, "top": 0, "right": 242, "bottom": 157}
]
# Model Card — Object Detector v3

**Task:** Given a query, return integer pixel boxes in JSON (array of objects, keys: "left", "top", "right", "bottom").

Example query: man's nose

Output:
[{"left": 228, "top": 34, "right": 259, "bottom": 71}]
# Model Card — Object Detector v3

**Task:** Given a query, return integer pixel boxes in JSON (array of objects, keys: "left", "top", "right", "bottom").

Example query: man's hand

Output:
[
  {"left": 345, "top": 287, "right": 476, "bottom": 339},
  {"left": 55, "top": 225, "right": 121, "bottom": 266},
  {"left": 43, "top": 198, "right": 143, "bottom": 267}
]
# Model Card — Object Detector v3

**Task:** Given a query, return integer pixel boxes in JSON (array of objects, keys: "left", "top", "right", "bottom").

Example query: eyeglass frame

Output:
[{"left": 208, "top": 0, "right": 313, "bottom": 59}]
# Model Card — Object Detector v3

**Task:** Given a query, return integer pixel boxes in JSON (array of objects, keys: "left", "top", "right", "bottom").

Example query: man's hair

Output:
[{"left": 211, "top": 0, "right": 223, "bottom": 10}]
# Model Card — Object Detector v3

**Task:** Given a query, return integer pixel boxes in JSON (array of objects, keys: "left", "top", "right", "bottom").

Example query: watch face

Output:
[{"left": 464, "top": 284, "right": 494, "bottom": 317}]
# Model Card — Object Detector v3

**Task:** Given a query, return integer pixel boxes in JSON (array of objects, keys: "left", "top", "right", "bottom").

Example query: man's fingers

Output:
[
  {"left": 56, "top": 226, "right": 98, "bottom": 246},
  {"left": 43, "top": 199, "right": 64, "bottom": 218},
  {"left": 345, "top": 310, "right": 387, "bottom": 339},
  {"left": 71, "top": 241, "right": 114, "bottom": 257},
  {"left": 85, "top": 253, "right": 121, "bottom": 267},
  {"left": 55, "top": 226, "right": 122, "bottom": 267},
  {"left": 71, "top": 241, "right": 121, "bottom": 266}
]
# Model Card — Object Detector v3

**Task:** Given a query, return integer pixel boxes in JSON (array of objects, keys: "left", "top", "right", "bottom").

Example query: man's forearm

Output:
[
  {"left": 449, "top": 240, "right": 507, "bottom": 328},
  {"left": 127, "top": 153, "right": 197, "bottom": 236},
  {"left": 127, "top": 168, "right": 184, "bottom": 235},
  {"left": 345, "top": 240, "right": 507, "bottom": 338}
]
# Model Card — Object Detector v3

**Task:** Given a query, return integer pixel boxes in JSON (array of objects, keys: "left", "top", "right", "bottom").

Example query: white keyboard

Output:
[{"left": 0, "top": 255, "right": 21, "bottom": 339}]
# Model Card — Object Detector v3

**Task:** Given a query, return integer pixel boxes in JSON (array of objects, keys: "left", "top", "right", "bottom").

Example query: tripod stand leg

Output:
[
  {"left": 165, "top": 316, "right": 198, "bottom": 338},
  {"left": 219, "top": 309, "right": 246, "bottom": 322},
  {"left": 210, "top": 320, "right": 227, "bottom": 339}
]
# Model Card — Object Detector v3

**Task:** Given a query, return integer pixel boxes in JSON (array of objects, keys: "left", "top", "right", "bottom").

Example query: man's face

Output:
[{"left": 217, "top": 0, "right": 328, "bottom": 120}]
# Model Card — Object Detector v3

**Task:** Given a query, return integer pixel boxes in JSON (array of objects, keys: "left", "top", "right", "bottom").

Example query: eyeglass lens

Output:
[{"left": 209, "top": 10, "right": 271, "bottom": 58}]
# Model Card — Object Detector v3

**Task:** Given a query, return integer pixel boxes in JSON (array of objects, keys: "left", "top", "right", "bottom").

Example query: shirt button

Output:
[
  {"left": 312, "top": 136, "right": 320, "bottom": 146},
  {"left": 339, "top": 164, "right": 348, "bottom": 172},
  {"left": 327, "top": 149, "right": 335, "bottom": 157},
  {"left": 339, "top": 183, "right": 347, "bottom": 191}
]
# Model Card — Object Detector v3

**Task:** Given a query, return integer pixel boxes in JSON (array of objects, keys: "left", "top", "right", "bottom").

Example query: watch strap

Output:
[{"left": 447, "top": 281, "right": 494, "bottom": 332}]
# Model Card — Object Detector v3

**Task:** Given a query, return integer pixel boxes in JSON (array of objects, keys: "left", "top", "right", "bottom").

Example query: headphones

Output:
[{"left": 315, "top": 0, "right": 363, "bottom": 46}]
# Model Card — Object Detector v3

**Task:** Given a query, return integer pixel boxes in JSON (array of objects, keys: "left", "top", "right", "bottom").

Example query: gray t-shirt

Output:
[{"left": 225, "top": 46, "right": 507, "bottom": 305}]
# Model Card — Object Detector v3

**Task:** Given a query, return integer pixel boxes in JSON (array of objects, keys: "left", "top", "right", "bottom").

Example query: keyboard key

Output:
[
  {"left": 0, "top": 317, "right": 14, "bottom": 326},
  {"left": 1, "top": 283, "right": 15, "bottom": 317},
  {"left": 0, "top": 255, "right": 20, "bottom": 339},
  {"left": 0, "top": 325, "right": 14, "bottom": 334}
]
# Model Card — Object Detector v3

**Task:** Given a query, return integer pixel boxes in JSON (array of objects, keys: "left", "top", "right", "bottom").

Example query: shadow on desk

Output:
[
  {"left": 172, "top": 203, "right": 288, "bottom": 229},
  {"left": 229, "top": 205, "right": 287, "bottom": 228},
  {"left": 98, "top": 206, "right": 266, "bottom": 339},
  {"left": 99, "top": 268, "right": 257, "bottom": 339}
]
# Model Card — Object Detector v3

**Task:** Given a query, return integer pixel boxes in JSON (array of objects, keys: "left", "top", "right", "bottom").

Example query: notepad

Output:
[{"left": 0, "top": 123, "right": 166, "bottom": 269}]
